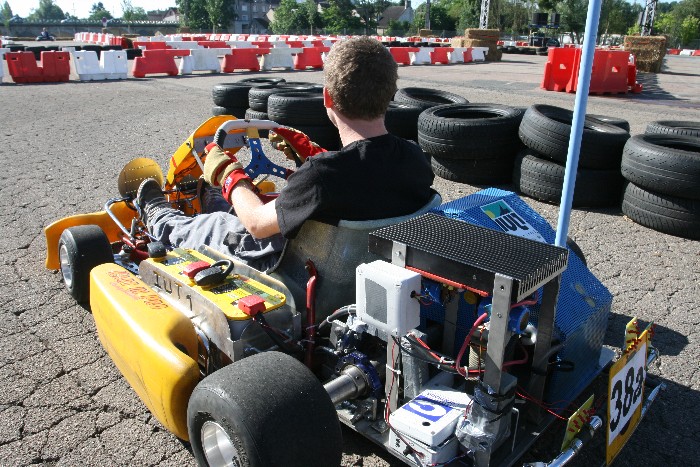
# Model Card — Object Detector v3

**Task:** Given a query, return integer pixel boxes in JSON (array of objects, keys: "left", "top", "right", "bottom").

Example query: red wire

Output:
[
  {"left": 456, "top": 312, "right": 489, "bottom": 377},
  {"left": 502, "top": 344, "right": 529, "bottom": 368}
]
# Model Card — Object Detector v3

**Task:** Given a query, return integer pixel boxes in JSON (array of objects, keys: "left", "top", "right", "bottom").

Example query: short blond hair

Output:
[{"left": 324, "top": 37, "right": 398, "bottom": 120}]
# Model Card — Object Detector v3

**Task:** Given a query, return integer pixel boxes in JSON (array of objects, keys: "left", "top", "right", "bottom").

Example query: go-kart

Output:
[
  {"left": 36, "top": 33, "right": 55, "bottom": 41},
  {"left": 45, "top": 116, "right": 663, "bottom": 467}
]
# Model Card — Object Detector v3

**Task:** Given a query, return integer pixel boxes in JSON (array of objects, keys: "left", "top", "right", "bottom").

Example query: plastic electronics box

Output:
[{"left": 356, "top": 260, "right": 421, "bottom": 337}]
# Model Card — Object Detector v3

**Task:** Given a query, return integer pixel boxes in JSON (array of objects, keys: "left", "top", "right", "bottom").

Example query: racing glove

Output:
[
  {"left": 203, "top": 143, "right": 252, "bottom": 202},
  {"left": 269, "top": 127, "right": 326, "bottom": 164}
]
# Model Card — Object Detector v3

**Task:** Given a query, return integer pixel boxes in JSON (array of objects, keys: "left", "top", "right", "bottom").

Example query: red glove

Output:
[
  {"left": 269, "top": 127, "right": 326, "bottom": 163},
  {"left": 203, "top": 142, "right": 252, "bottom": 202}
]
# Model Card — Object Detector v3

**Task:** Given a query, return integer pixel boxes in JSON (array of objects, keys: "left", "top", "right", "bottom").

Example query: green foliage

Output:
[
  {"left": 654, "top": 0, "right": 700, "bottom": 47},
  {"left": 28, "top": 0, "right": 65, "bottom": 20},
  {"left": 386, "top": 19, "right": 410, "bottom": 36},
  {"left": 204, "top": 0, "right": 235, "bottom": 31},
  {"left": 412, "top": 1, "right": 457, "bottom": 33},
  {"left": 323, "top": 0, "right": 363, "bottom": 34},
  {"left": 176, "top": 0, "right": 210, "bottom": 29},
  {"left": 679, "top": 15, "right": 699, "bottom": 46},
  {"left": 88, "top": 2, "right": 113, "bottom": 21},
  {"left": 304, "top": 0, "right": 323, "bottom": 34},
  {"left": 500, "top": 0, "right": 531, "bottom": 35},
  {"left": 1, "top": 1, "right": 12, "bottom": 27},
  {"left": 270, "top": 0, "right": 307, "bottom": 33},
  {"left": 121, "top": 1, "right": 148, "bottom": 21}
]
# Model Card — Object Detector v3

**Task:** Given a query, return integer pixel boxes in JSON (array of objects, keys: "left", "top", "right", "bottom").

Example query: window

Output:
[
  {"left": 242, "top": 14, "right": 249, "bottom": 20},
  {"left": 242, "top": 4, "right": 248, "bottom": 11},
  {"left": 253, "top": 4, "right": 257, "bottom": 12}
]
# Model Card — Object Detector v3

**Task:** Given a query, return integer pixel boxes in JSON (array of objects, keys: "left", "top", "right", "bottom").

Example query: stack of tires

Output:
[
  {"left": 621, "top": 121, "right": 700, "bottom": 239},
  {"left": 267, "top": 89, "right": 341, "bottom": 150},
  {"left": 389, "top": 87, "right": 469, "bottom": 142},
  {"left": 212, "top": 78, "right": 286, "bottom": 119},
  {"left": 513, "top": 104, "right": 630, "bottom": 207},
  {"left": 417, "top": 102, "right": 525, "bottom": 184}
]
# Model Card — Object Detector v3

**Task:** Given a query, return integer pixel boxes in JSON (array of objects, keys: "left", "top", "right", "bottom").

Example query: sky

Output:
[{"left": 7, "top": 1, "right": 177, "bottom": 19}]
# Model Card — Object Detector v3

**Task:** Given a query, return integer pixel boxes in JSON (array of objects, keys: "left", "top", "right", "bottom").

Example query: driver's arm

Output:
[{"left": 229, "top": 181, "right": 280, "bottom": 238}]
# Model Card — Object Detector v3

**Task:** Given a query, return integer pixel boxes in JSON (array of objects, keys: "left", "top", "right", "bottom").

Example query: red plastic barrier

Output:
[
  {"left": 575, "top": 50, "right": 629, "bottom": 94},
  {"left": 133, "top": 41, "right": 170, "bottom": 50},
  {"left": 132, "top": 49, "right": 189, "bottom": 78},
  {"left": 40, "top": 51, "right": 70, "bottom": 82},
  {"left": 222, "top": 48, "right": 267, "bottom": 72},
  {"left": 431, "top": 47, "right": 453, "bottom": 64},
  {"left": 287, "top": 40, "right": 304, "bottom": 48},
  {"left": 541, "top": 47, "right": 579, "bottom": 92},
  {"left": 198, "top": 40, "right": 228, "bottom": 48},
  {"left": 389, "top": 47, "right": 419, "bottom": 65},
  {"left": 294, "top": 47, "right": 328, "bottom": 70},
  {"left": 693, "top": 50, "right": 700, "bottom": 56},
  {"left": 463, "top": 48, "right": 473, "bottom": 63},
  {"left": 6, "top": 52, "right": 43, "bottom": 83},
  {"left": 667, "top": 49, "right": 681, "bottom": 55}
]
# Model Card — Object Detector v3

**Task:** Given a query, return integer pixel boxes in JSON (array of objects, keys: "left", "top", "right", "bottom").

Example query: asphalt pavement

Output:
[{"left": 0, "top": 43, "right": 698, "bottom": 467}]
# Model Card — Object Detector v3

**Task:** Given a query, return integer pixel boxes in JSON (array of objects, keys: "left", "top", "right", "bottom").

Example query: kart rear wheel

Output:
[
  {"left": 58, "top": 225, "right": 113, "bottom": 303},
  {"left": 187, "top": 351, "right": 342, "bottom": 467}
]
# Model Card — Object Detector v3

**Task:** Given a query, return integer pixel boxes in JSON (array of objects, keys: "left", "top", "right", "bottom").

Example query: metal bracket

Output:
[{"left": 390, "top": 241, "right": 407, "bottom": 268}]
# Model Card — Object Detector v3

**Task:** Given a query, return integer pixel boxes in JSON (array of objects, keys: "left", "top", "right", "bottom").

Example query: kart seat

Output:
[{"left": 267, "top": 192, "right": 442, "bottom": 322}]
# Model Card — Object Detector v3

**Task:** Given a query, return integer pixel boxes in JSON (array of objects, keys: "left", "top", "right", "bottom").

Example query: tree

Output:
[
  {"left": 270, "top": 0, "right": 307, "bottom": 33},
  {"left": 1, "top": 1, "right": 13, "bottom": 28},
  {"left": 88, "top": 2, "right": 113, "bottom": 21},
  {"left": 204, "top": 0, "right": 235, "bottom": 32},
  {"left": 304, "top": 0, "right": 323, "bottom": 35},
  {"left": 323, "top": 0, "right": 363, "bottom": 34},
  {"left": 27, "top": 0, "right": 65, "bottom": 20},
  {"left": 176, "top": 0, "right": 211, "bottom": 29},
  {"left": 412, "top": 1, "right": 456, "bottom": 34},
  {"left": 121, "top": 1, "right": 148, "bottom": 21},
  {"left": 558, "top": 0, "right": 587, "bottom": 43},
  {"left": 387, "top": 19, "right": 410, "bottom": 36}
]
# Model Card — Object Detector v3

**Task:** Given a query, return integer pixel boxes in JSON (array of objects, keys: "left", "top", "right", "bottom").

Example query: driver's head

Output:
[{"left": 323, "top": 37, "right": 398, "bottom": 120}]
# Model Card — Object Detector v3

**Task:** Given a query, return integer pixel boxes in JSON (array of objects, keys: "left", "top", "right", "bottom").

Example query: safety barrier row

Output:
[
  {"left": 541, "top": 47, "right": 642, "bottom": 94},
  {"left": 667, "top": 48, "right": 700, "bottom": 56}
]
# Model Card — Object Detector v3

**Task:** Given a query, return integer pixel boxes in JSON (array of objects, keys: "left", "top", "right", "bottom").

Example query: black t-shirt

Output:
[{"left": 275, "top": 133, "right": 435, "bottom": 239}]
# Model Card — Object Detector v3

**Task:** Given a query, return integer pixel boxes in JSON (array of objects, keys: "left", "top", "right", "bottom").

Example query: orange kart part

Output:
[
  {"left": 90, "top": 263, "right": 199, "bottom": 440},
  {"left": 44, "top": 200, "right": 136, "bottom": 270}
]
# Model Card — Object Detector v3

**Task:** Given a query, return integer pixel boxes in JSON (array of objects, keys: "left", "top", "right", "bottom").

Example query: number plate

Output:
[{"left": 606, "top": 330, "right": 648, "bottom": 464}]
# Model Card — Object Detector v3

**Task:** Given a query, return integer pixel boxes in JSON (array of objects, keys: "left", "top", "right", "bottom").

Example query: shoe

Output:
[
  {"left": 135, "top": 178, "right": 170, "bottom": 225},
  {"left": 196, "top": 176, "right": 230, "bottom": 214}
]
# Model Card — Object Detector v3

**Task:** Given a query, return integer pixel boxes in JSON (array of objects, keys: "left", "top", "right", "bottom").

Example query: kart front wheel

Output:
[
  {"left": 58, "top": 225, "right": 113, "bottom": 303},
  {"left": 187, "top": 351, "right": 342, "bottom": 467}
]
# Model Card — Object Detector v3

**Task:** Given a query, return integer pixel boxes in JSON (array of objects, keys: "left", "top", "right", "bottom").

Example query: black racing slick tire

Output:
[
  {"left": 267, "top": 92, "right": 331, "bottom": 126},
  {"left": 385, "top": 102, "right": 423, "bottom": 141},
  {"left": 513, "top": 148, "right": 624, "bottom": 207},
  {"left": 238, "top": 77, "right": 286, "bottom": 86},
  {"left": 212, "top": 105, "right": 246, "bottom": 119},
  {"left": 212, "top": 83, "right": 260, "bottom": 108},
  {"left": 418, "top": 104, "right": 525, "bottom": 160},
  {"left": 187, "top": 352, "right": 342, "bottom": 467},
  {"left": 622, "top": 182, "right": 700, "bottom": 240},
  {"left": 621, "top": 134, "right": 700, "bottom": 199},
  {"left": 645, "top": 120, "right": 700, "bottom": 138},
  {"left": 518, "top": 104, "right": 630, "bottom": 169},
  {"left": 394, "top": 87, "right": 469, "bottom": 110},
  {"left": 588, "top": 114, "right": 630, "bottom": 133},
  {"left": 58, "top": 225, "right": 114, "bottom": 304},
  {"left": 248, "top": 83, "right": 322, "bottom": 112},
  {"left": 244, "top": 109, "right": 270, "bottom": 137},
  {"left": 431, "top": 155, "right": 514, "bottom": 184}
]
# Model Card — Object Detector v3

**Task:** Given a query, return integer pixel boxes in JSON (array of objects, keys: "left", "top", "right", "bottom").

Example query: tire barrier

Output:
[
  {"left": 248, "top": 82, "right": 322, "bottom": 112},
  {"left": 385, "top": 102, "right": 423, "bottom": 142},
  {"left": 212, "top": 81, "right": 275, "bottom": 119},
  {"left": 518, "top": 104, "right": 630, "bottom": 169},
  {"left": 394, "top": 87, "right": 469, "bottom": 110},
  {"left": 645, "top": 121, "right": 700, "bottom": 138},
  {"left": 622, "top": 182, "right": 700, "bottom": 240},
  {"left": 621, "top": 134, "right": 700, "bottom": 200},
  {"left": 418, "top": 103, "right": 524, "bottom": 185},
  {"left": 267, "top": 91, "right": 341, "bottom": 150},
  {"left": 513, "top": 147, "right": 623, "bottom": 207}
]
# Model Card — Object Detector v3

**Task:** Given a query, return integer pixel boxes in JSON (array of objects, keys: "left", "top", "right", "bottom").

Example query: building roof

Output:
[{"left": 377, "top": 6, "right": 408, "bottom": 27}]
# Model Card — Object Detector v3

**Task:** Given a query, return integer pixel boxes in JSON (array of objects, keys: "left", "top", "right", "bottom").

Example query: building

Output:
[{"left": 377, "top": 0, "right": 414, "bottom": 35}]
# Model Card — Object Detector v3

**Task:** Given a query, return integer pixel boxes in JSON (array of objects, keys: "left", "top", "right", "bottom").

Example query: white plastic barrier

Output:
[
  {"left": 179, "top": 48, "right": 230, "bottom": 74},
  {"left": 411, "top": 47, "right": 434, "bottom": 65},
  {"left": 471, "top": 47, "right": 489, "bottom": 61},
  {"left": 261, "top": 47, "right": 302, "bottom": 70},
  {"left": 227, "top": 41, "right": 254, "bottom": 48},
  {"left": 168, "top": 41, "right": 202, "bottom": 50},
  {"left": 100, "top": 50, "right": 128, "bottom": 79},
  {"left": 0, "top": 48, "right": 7, "bottom": 80},
  {"left": 70, "top": 50, "right": 107, "bottom": 80},
  {"left": 449, "top": 47, "right": 468, "bottom": 64},
  {"left": 679, "top": 49, "right": 693, "bottom": 56}
]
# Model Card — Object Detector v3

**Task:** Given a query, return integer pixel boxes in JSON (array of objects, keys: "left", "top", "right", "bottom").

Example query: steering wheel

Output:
[{"left": 211, "top": 119, "right": 295, "bottom": 181}]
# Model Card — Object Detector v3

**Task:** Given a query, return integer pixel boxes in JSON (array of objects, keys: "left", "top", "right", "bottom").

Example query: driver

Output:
[{"left": 136, "top": 36, "right": 435, "bottom": 271}]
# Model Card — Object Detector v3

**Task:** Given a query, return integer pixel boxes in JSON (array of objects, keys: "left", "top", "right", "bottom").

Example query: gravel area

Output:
[{"left": 0, "top": 42, "right": 698, "bottom": 466}]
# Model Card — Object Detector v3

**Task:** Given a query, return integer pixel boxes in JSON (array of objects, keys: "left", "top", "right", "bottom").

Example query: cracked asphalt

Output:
[{"left": 0, "top": 43, "right": 698, "bottom": 467}]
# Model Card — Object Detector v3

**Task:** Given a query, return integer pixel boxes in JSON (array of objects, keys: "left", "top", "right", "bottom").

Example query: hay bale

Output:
[
  {"left": 486, "top": 48, "right": 503, "bottom": 62},
  {"left": 465, "top": 28, "right": 500, "bottom": 41},
  {"left": 419, "top": 29, "right": 433, "bottom": 38},
  {"left": 451, "top": 37, "right": 466, "bottom": 47},
  {"left": 624, "top": 35, "right": 666, "bottom": 73},
  {"left": 463, "top": 38, "right": 496, "bottom": 48}
]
